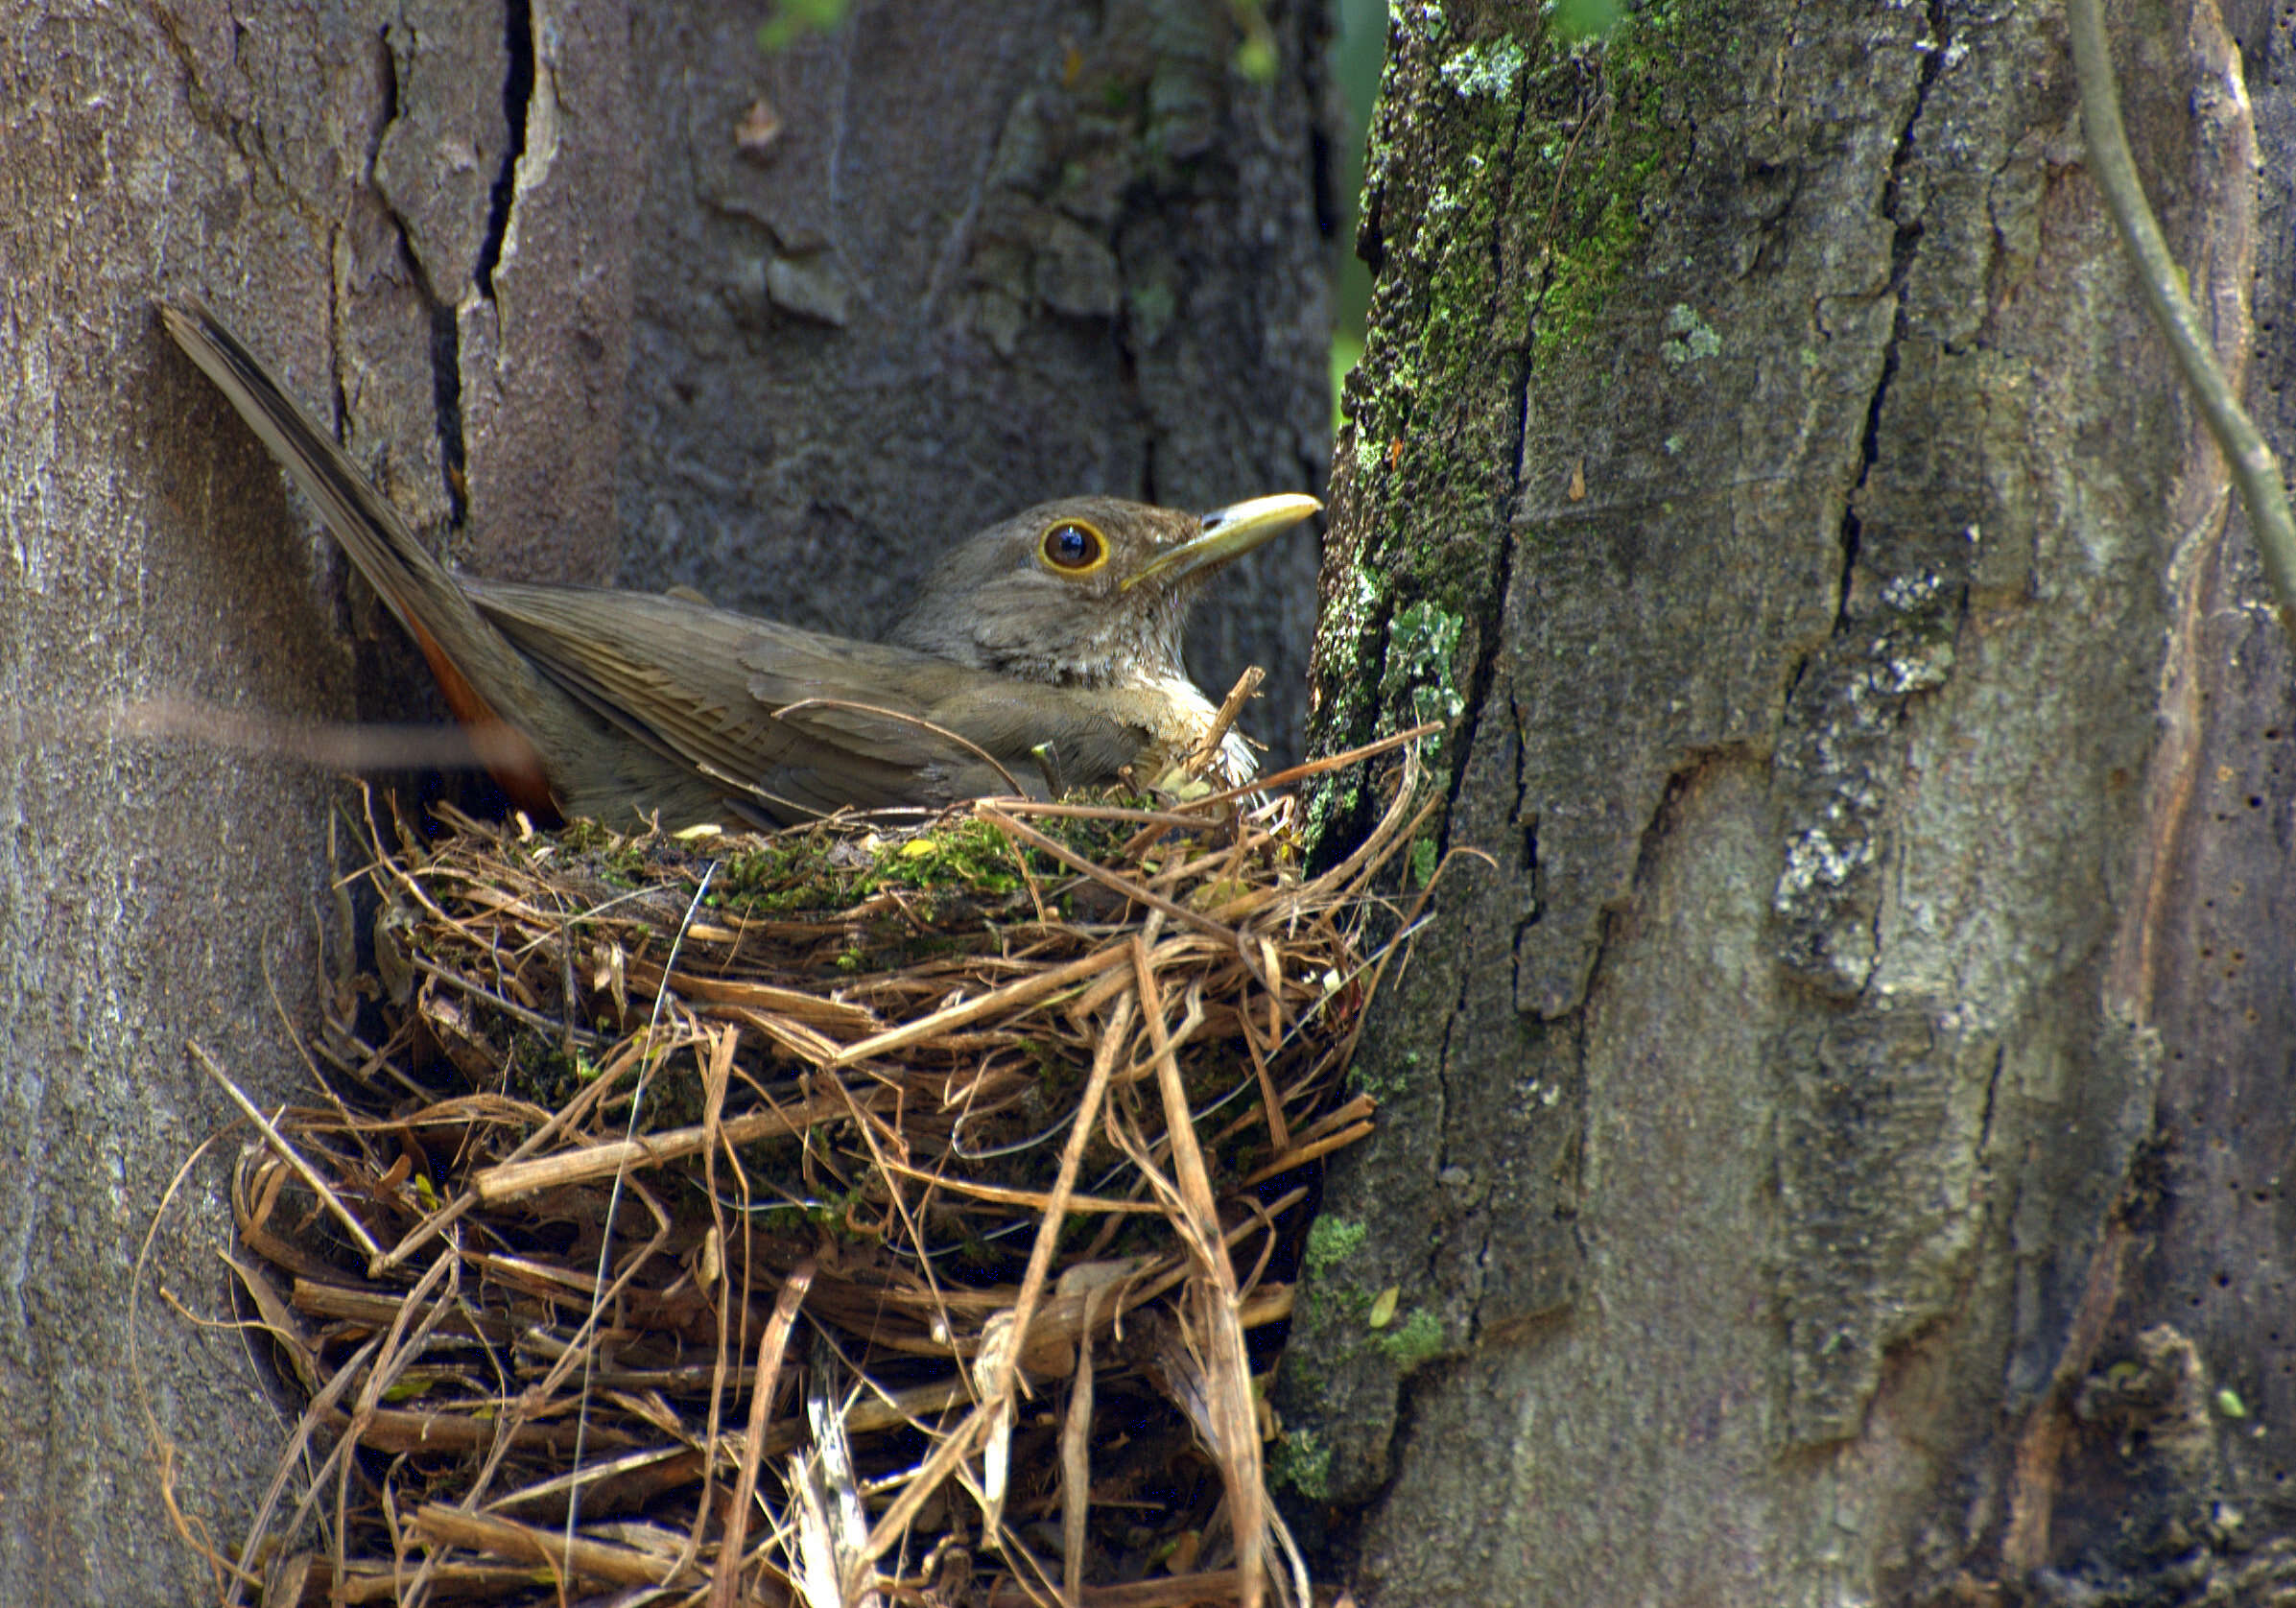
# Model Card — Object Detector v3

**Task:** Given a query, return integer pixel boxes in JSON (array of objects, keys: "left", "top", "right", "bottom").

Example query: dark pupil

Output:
[{"left": 1050, "top": 525, "right": 1093, "bottom": 566}]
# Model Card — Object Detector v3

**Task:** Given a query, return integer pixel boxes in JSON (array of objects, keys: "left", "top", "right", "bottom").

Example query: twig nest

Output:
[{"left": 225, "top": 747, "right": 1432, "bottom": 1608}]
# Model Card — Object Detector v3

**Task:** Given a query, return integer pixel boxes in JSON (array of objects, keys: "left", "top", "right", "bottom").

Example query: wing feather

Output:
[{"left": 468, "top": 582, "right": 1150, "bottom": 817}]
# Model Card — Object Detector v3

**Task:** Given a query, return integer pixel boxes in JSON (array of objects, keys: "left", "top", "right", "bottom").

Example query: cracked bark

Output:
[
  {"left": 1280, "top": 1, "right": 2296, "bottom": 1602},
  {"left": 0, "top": 2, "right": 1330, "bottom": 1600}
]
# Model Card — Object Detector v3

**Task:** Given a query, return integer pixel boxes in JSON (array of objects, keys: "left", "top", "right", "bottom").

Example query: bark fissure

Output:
[
  {"left": 1508, "top": 679, "right": 1538, "bottom": 941},
  {"left": 1427, "top": 998, "right": 1467, "bottom": 1293},
  {"left": 474, "top": 0, "right": 535, "bottom": 299},
  {"left": 1834, "top": 9, "right": 1947, "bottom": 636},
  {"left": 1432, "top": 102, "right": 1543, "bottom": 854},
  {"left": 429, "top": 304, "right": 467, "bottom": 526},
  {"left": 421, "top": 0, "right": 533, "bottom": 526},
  {"left": 1768, "top": 12, "right": 1954, "bottom": 999},
  {"left": 1975, "top": 1039, "right": 2005, "bottom": 1162},
  {"left": 1440, "top": 79, "right": 1538, "bottom": 832},
  {"left": 1575, "top": 745, "right": 1750, "bottom": 1015},
  {"left": 326, "top": 226, "right": 349, "bottom": 439},
  {"left": 1277, "top": 0, "right": 2284, "bottom": 1596}
]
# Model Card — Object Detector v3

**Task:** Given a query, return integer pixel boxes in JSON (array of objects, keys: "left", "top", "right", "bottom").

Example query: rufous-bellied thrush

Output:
[{"left": 162, "top": 303, "right": 1317, "bottom": 828}]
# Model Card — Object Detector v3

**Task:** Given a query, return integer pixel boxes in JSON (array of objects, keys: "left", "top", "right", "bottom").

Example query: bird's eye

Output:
[{"left": 1039, "top": 519, "right": 1108, "bottom": 574}]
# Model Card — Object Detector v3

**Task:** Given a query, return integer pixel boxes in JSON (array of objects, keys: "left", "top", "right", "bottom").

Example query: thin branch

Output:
[{"left": 2068, "top": 0, "right": 2296, "bottom": 633}]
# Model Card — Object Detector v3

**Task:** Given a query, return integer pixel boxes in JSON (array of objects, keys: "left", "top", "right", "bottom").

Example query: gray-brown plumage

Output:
[{"left": 160, "top": 302, "right": 1316, "bottom": 828}]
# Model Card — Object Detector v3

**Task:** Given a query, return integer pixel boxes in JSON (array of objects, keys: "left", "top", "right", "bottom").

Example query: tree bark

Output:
[
  {"left": 0, "top": 3, "right": 1329, "bottom": 1601},
  {"left": 1282, "top": 0, "right": 2296, "bottom": 1600},
  {"left": 617, "top": 0, "right": 1336, "bottom": 765}
]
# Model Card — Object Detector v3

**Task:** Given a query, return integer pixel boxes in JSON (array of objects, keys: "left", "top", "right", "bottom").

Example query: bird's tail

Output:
[
  {"left": 160, "top": 300, "right": 564, "bottom": 808},
  {"left": 160, "top": 301, "right": 558, "bottom": 806}
]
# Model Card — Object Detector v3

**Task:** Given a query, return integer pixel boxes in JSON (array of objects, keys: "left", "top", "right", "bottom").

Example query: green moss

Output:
[
  {"left": 1300, "top": 774, "right": 1363, "bottom": 866},
  {"left": 1534, "top": 174, "right": 1650, "bottom": 357},
  {"left": 556, "top": 818, "right": 654, "bottom": 887},
  {"left": 714, "top": 833, "right": 858, "bottom": 912},
  {"left": 1347, "top": 1047, "right": 1408, "bottom": 1102},
  {"left": 1303, "top": 1215, "right": 1369, "bottom": 1277},
  {"left": 504, "top": 1035, "right": 606, "bottom": 1110},
  {"left": 711, "top": 812, "right": 1137, "bottom": 920},
  {"left": 1408, "top": 835, "right": 1438, "bottom": 887},
  {"left": 1338, "top": 21, "right": 1538, "bottom": 613},
  {"left": 1528, "top": 0, "right": 1707, "bottom": 359},
  {"left": 862, "top": 818, "right": 1027, "bottom": 897},
  {"left": 1374, "top": 1306, "right": 1446, "bottom": 1369},
  {"left": 1271, "top": 1425, "right": 1334, "bottom": 1500},
  {"left": 1302, "top": 555, "right": 1386, "bottom": 857},
  {"left": 1552, "top": 0, "right": 1626, "bottom": 42},
  {"left": 1312, "top": 0, "right": 1721, "bottom": 823}
]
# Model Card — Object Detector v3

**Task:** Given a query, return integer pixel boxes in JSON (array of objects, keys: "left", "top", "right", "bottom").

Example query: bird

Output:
[{"left": 159, "top": 303, "right": 1318, "bottom": 830}]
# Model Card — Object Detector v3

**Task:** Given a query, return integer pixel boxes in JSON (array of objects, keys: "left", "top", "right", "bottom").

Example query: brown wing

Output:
[
  {"left": 167, "top": 302, "right": 1151, "bottom": 827},
  {"left": 466, "top": 582, "right": 1149, "bottom": 821}
]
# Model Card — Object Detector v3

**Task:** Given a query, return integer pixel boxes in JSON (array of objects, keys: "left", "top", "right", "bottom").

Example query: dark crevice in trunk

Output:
[
  {"left": 429, "top": 306, "right": 467, "bottom": 527},
  {"left": 1440, "top": 77, "right": 1538, "bottom": 830},
  {"left": 438, "top": 0, "right": 533, "bottom": 524},
  {"left": 475, "top": 0, "right": 533, "bottom": 298},
  {"left": 1834, "top": 1, "right": 1948, "bottom": 627}
]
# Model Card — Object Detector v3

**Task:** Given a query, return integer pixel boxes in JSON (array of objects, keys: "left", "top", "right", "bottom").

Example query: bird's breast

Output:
[{"left": 1111, "top": 672, "right": 1258, "bottom": 788}]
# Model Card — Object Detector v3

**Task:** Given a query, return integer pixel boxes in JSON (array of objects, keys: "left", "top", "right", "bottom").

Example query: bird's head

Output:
[{"left": 885, "top": 493, "right": 1321, "bottom": 688}]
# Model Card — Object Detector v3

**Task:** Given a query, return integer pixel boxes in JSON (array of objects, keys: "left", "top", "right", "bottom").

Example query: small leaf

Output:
[{"left": 1367, "top": 1285, "right": 1400, "bottom": 1329}]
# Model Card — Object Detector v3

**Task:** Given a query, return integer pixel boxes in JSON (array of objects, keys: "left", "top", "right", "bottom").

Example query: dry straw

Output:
[{"left": 204, "top": 726, "right": 1437, "bottom": 1608}]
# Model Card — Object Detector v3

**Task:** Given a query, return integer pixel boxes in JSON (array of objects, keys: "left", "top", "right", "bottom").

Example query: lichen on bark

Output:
[{"left": 1287, "top": 0, "right": 2249, "bottom": 1599}]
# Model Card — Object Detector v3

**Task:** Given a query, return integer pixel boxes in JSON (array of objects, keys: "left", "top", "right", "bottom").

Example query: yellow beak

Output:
[{"left": 1122, "top": 493, "right": 1323, "bottom": 591}]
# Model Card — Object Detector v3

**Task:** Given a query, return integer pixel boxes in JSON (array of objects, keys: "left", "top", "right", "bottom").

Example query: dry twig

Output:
[{"left": 221, "top": 736, "right": 1433, "bottom": 1606}]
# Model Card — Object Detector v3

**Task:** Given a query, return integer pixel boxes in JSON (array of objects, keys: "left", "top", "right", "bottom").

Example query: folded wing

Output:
[{"left": 468, "top": 582, "right": 1150, "bottom": 822}]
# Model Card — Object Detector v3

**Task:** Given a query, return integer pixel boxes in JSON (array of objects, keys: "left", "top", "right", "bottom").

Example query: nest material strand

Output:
[{"left": 215, "top": 737, "right": 1432, "bottom": 1608}]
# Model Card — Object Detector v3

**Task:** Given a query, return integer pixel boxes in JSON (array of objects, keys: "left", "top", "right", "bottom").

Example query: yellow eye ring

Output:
[{"left": 1038, "top": 519, "right": 1109, "bottom": 575}]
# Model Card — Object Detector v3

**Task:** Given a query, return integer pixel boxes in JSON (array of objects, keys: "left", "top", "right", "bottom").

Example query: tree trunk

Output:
[
  {"left": 617, "top": 0, "right": 1336, "bottom": 766},
  {"left": 0, "top": 3, "right": 1330, "bottom": 1601},
  {"left": 1282, "top": 0, "right": 2296, "bottom": 1600}
]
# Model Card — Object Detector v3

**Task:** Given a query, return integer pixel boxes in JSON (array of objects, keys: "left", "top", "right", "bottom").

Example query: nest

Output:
[{"left": 210, "top": 736, "right": 1431, "bottom": 1608}]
